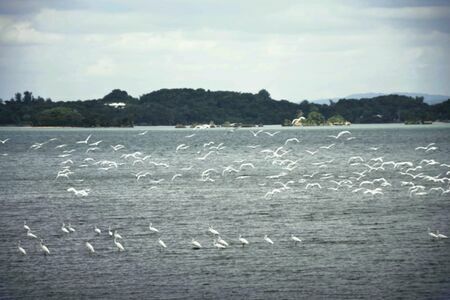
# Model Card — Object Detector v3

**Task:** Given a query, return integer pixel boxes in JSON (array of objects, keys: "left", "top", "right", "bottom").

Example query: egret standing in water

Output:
[
  {"left": 208, "top": 225, "right": 219, "bottom": 236},
  {"left": 26, "top": 229, "right": 37, "bottom": 239},
  {"left": 291, "top": 235, "right": 302, "bottom": 244},
  {"left": 85, "top": 242, "right": 95, "bottom": 253},
  {"left": 114, "top": 230, "right": 122, "bottom": 239},
  {"left": 158, "top": 238, "right": 167, "bottom": 250},
  {"left": 149, "top": 223, "right": 159, "bottom": 233},
  {"left": 68, "top": 223, "right": 76, "bottom": 233},
  {"left": 191, "top": 239, "right": 202, "bottom": 249},
  {"left": 239, "top": 235, "right": 249, "bottom": 247},
  {"left": 18, "top": 241, "right": 26, "bottom": 255},
  {"left": 217, "top": 236, "right": 229, "bottom": 247},
  {"left": 23, "top": 221, "right": 30, "bottom": 232},
  {"left": 114, "top": 238, "right": 125, "bottom": 251},
  {"left": 61, "top": 223, "right": 70, "bottom": 234},
  {"left": 264, "top": 235, "right": 274, "bottom": 245},
  {"left": 40, "top": 239, "right": 50, "bottom": 255},
  {"left": 213, "top": 239, "right": 226, "bottom": 249},
  {"left": 94, "top": 225, "right": 101, "bottom": 235}
]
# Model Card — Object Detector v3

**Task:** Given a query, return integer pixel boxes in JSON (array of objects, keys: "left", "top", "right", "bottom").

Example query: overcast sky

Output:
[{"left": 0, "top": 0, "right": 449, "bottom": 101}]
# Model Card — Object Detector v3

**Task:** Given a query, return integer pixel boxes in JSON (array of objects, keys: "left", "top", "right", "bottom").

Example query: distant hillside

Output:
[
  {"left": 345, "top": 92, "right": 449, "bottom": 105},
  {"left": 0, "top": 89, "right": 449, "bottom": 126}
]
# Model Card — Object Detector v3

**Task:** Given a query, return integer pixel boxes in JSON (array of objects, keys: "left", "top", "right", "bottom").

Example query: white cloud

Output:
[
  {"left": 85, "top": 58, "right": 117, "bottom": 77},
  {"left": 0, "top": 16, "right": 62, "bottom": 45},
  {"left": 0, "top": 0, "right": 449, "bottom": 100}
]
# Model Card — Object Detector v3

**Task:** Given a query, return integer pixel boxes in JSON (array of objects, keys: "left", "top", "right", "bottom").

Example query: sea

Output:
[{"left": 0, "top": 124, "right": 449, "bottom": 299}]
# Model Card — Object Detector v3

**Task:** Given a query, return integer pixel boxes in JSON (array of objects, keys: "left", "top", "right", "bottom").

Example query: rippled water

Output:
[{"left": 0, "top": 124, "right": 449, "bottom": 299}]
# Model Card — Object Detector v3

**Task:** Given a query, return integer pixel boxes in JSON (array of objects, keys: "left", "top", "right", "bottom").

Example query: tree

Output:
[
  {"left": 15, "top": 93, "right": 22, "bottom": 102},
  {"left": 257, "top": 89, "right": 270, "bottom": 99},
  {"left": 306, "top": 111, "right": 325, "bottom": 125},
  {"left": 35, "top": 107, "right": 84, "bottom": 126},
  {"left": 327, "top": 114, "right": 346, "bottom": 125},
  {"left": 23, "top": 91, "right": 33, "bottom": 103}
]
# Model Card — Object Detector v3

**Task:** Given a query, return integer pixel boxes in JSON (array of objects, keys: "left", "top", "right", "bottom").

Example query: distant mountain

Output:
[
  {"left": 344, "top": 93, "right": 449, "bottom": 105},
  {"left": 309, "top": 92, "right": 449, "bottom": 105},
  {"left": 1, "top": 89, "right": 450, "bottom": 126}
]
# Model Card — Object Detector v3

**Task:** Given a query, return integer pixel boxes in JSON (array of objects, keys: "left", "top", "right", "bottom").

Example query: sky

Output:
[{"left": 0, "top": 0, "right": 449, "bottom": 102}]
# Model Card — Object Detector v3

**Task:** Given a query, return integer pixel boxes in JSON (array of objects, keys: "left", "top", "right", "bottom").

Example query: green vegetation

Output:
[{"left": 0, "top": 89, "right": 448, "bottom": 127}]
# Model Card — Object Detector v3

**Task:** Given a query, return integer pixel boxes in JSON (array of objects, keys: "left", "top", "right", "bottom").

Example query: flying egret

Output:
[
  {"left": 428, "top": 228, "right": 439, "bottom": 239},
  {"left": 76, "top": 134, "right": 92, "bottom": 144},
  {"left": 264, "top": 235, "right": 274, "bottom": 245},
  {"left": 328, "top": 131, "right": 351, "bottom": 139},
  {"left": 436, "top": 230, "right": 448, "bottom": 239}
]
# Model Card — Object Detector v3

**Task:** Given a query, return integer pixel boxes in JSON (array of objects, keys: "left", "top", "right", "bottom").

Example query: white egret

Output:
[
  {"left": 264, "top": 235, "right": 274, "bottom": 245},
  {"left": 428, "top": 228, "right": 439, "bottom": 239},
  {"left": 67, "top": 187, "right": 90, "bottom": 197},
  {"left": 250, "top": 129, "right": 263, "bottom": 137},
  {"left": 68, "top": 223, "right": 76, "bottom": 233},
  {"left": 26, "top": 229, "right": 37, "bottom": 239},
  {"left": 114, "top": 238, "right": 125, "bottom": 251},
  {"left": 40, "top": 239, "right": 50, "bottom": 255},
  {"left": 85, "top": 242, "right": 95, "bottom": 253},
  {"left": 149, "top": 223, "right": 159, "bottom": 233},
  {"left": 114, "top": 230, "right": 122, "bottom": 239},
  {"left": 76, "top": 134, "right": 92, "bottom": 144},
  {"left": 158, "top": 238, "right": 167, "bottom": 249},
  {"left": 94, "top": 225, "right": 101, "bottom": 235},
  {"left": 208, "top": 226, "right": 219, "bottom": 236},
  {"left": 191, "top": 239, "right": 202, "bottom": 249},
  {"left": 436, "top": 230, "right": 448, "bottom": 239},
  {"left": 213, "top": 239, "right": 226, "bottom": 249},
  {"left": 108, "top": 226, "right": 113, "bottom": 237},
  {"left": 239, "top": 235, "right": 249, "bottom": 247},
  {"left": 18, "top": 241, "right": 26, "bottom": 255},
  {"left": 217, "top": 236, "right": 229, "bottom": 247},
  {"left": 291, "top": 235, "right": 302, "bottom": 244},
  {"left": 61, "top": 223, "right": 70, "bottom": 234},
  {"left": 265, "top": 131, "right": 280, "bottom": 137},
  {"left": 23, "top": 221, "right": 30, "bottom": 231},
  {"left": 328, "top": 131, "right": 351, "bottom": 139},
  {"left": 284, "top": 138, "right": 300, "bottom": 145}
]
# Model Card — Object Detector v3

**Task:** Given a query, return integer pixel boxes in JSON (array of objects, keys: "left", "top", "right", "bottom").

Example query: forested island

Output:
[{"left": 0, "top": 88, "right": 449, "bottom": 127}]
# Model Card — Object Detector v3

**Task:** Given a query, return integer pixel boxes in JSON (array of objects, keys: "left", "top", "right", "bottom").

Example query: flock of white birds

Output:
[{"left": 1, "top": 127, "right": 448, "bottom": 257}]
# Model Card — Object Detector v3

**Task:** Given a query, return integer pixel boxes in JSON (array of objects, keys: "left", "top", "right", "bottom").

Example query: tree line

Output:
[{"left": 0, "top": 88, "right": 448, "bottom": 127}]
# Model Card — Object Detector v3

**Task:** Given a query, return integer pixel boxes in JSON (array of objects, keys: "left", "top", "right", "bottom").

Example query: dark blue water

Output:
[{"left": 0, "top": 124, "right": 449, "bottom": 299}]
